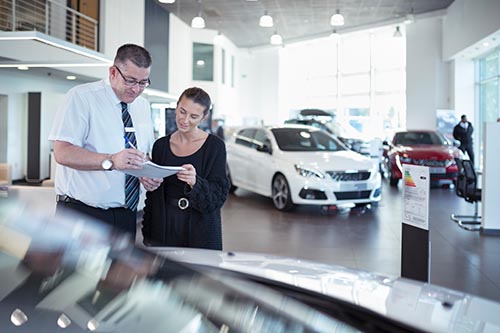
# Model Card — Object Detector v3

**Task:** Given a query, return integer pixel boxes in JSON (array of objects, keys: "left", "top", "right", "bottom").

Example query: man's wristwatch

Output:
[{"left": 101, "top": 154, "right": 114, "bottom": 170}]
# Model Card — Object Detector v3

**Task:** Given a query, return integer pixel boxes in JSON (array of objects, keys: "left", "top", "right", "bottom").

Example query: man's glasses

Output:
[{"left": 114, "top": 65, "right": 150, "bottom": 88}]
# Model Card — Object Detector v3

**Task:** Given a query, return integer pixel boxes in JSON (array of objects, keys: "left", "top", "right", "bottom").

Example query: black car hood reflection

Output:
[{"left": 1, "top": 200, "right": 499, "bottom": 333}]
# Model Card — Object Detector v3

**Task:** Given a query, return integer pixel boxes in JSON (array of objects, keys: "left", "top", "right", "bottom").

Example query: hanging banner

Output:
[{"left": 402, "top": 164, "right": 430, "bottom": 230}]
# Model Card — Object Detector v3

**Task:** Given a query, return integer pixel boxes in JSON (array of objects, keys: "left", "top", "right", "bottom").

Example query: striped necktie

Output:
[{"left": 121, "top": 102, "right": 139, "bottom": 211}]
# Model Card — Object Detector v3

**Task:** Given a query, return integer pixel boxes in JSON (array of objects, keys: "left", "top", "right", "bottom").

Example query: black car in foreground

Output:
[{"left": 1, "top": 198, "right": 499, "bottom": 332}]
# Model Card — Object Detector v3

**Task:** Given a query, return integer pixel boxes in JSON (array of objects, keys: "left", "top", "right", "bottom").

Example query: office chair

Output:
[{"left": 450, "top": 159, "right": 481, "bottom": 231}]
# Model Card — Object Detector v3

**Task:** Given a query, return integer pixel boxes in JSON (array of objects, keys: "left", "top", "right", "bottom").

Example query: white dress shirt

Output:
[{"left": 49, "top": 80, "right": 154, "bottom": 209}]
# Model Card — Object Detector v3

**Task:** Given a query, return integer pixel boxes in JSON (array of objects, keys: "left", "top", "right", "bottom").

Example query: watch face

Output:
[{"left": 102, "top": 159, "right": 113, "bottom": 170}]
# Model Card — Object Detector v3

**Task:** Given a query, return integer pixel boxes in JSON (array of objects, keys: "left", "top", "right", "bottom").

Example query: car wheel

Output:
[
  {"left": 272, "top": 174, "right": 294, "bottom": 211},
  {"left": 226, "top": 165, "right": 237, "bottom": 194}
]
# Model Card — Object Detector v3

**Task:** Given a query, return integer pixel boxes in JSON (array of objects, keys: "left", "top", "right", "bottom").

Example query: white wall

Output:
[
  {"left": 443, "top": 0, "right": 500, "bottom": 60},
  {"left": 100, "top": 0, "right": 146, "bottom": 58},
  {"left": 237, "top": 48, "right": 280, "bottom": 126},
  {"left": 0, "top": 70, "right": 80, "bottom": 180},
  {"left": 168, "top": 14, "right": 241, "bottom": 124},
  {"left": 452, "top": 59, "right": 475, "bottom": 122},
  {"left": 406, "top": 17, "right": 450, "bottom": 130}
]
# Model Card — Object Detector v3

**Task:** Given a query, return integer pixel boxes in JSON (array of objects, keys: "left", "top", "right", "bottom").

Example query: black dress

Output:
[{"left": 142, "top": 133, "right": 229, "bottom": 249}]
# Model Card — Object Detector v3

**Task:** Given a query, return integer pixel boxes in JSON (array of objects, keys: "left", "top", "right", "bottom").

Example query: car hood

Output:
[
  {"left": 281, "top": 150, "right": 375, "bottom": 171},
  {"left": 394, "top": 145, "right": 459, "bottom": 159},
  {"left": 159, "top": 247, "right": 500, "bottom": 333}
]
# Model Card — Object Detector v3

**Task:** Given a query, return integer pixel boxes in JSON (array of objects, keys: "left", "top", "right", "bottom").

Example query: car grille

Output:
[
  {"left": 335, "top": 191, "right": 372, "bottom": 200},
  {"left": 326, "top": 171, "right": 371, "bottom": 181},
  {"left": 408, "top": 159, "right": 448, "bottom": 167}
]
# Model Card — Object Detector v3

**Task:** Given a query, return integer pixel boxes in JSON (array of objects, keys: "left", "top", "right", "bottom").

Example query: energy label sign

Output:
[{"left": 402, "top": 164, "right": 430, "bottom": 230}]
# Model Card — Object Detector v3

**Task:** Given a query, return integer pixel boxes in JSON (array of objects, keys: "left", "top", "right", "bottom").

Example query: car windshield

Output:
[
  {"left": 272, "top": 128, "right": 346, "bottom": 152},
  {"left": 393, "top": 131, "right": 446, "bottom": 146}
]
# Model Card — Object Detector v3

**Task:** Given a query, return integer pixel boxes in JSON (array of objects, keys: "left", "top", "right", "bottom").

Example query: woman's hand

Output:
[
  {"left": 177, "top": 164, "right": 196, "bottom": 188},
  {"left": 140, "top": 177, "right": 163, "bottom": 192}
]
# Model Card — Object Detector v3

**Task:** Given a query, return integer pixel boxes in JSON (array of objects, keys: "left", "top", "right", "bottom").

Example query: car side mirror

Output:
[{"left": 256, "top": 144, "right": 272, "bottom": 154}]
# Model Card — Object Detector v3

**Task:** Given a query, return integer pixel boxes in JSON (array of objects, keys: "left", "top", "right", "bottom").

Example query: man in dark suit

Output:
[{"left": 453, "top": 114, "right": 474, "bottom": 164}]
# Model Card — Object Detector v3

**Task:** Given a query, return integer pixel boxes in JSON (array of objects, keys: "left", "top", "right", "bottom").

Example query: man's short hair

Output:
[
  {"left": 114, "top": 44, "right": 152, "bottom": 68},
  {"left": 461, "top": 115, "right": 467, "bottom": 120}
]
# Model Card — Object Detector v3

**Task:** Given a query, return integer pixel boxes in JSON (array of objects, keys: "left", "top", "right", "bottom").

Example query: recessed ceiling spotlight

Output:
[
  {"left": 17, "top": 65, "right": 29, "bottom": 70},
  {"left": 66, "top": 75, "right": 77, "bottom": 80},
  {"left": 482, "top": 42, "right": 490, "bottom": 47},
  {"left": 158, "top": 0, "right": 175, "bottom": 3}
]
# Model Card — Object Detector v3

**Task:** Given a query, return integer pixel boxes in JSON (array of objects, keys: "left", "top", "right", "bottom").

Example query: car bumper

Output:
[{"left": 289, "top": 172, "right": 382, "bottom": 206}]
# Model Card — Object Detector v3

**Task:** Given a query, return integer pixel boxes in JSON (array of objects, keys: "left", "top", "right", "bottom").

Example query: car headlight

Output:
[
  {"left": 294, "top": 165, "right": 325, "bottom": 179},
  {"left": 399, "top": 156, "right": 412, "bottom": 164}
]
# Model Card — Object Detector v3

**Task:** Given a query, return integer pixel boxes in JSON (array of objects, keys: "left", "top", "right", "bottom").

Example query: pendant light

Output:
[
  {"left": 259, "top": 11, "right": 274, "bottom": 27},
  {"left": 191, "top": 0, "right": 205, "bottom": 29},
  {"left": 393, "top": 26, "right": 403, "bottom": 38},
  {"left": 330, "top": 9, "right": 345, "bottom": 26},
  {"left": 270, "top": 31, "right": 282, "bottom": 45}
]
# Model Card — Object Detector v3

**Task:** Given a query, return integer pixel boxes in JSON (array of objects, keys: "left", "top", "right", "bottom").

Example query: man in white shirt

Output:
[{"left": 49, "top": 44, "right": 163, "bottom": 237}]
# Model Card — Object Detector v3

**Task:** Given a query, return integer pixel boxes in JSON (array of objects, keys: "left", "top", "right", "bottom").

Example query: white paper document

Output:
[{"left": 120, "top": 161, "right": 184, "bottom": 179}]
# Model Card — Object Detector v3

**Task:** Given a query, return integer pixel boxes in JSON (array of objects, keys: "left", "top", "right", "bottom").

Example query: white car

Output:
[{"left": 226, "top": 125, "right": 382, "bottom": 211}]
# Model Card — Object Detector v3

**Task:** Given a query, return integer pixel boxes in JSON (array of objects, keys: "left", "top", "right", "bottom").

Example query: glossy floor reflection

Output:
[{"left": 221, "top": 180, "right": 500, "bottom": 303}]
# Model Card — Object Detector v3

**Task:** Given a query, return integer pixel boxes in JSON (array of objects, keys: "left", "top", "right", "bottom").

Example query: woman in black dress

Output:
[{"left": 142, "top": 87, "right": 229, "bottom": 249}]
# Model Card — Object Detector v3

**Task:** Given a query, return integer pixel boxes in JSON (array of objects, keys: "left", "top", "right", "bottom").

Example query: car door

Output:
[
  {"left": 248, "top": 129, "right": 275, "bottom": 196},
  {"left": 228, "top": 128, "right": 256, "bottom": 189}
]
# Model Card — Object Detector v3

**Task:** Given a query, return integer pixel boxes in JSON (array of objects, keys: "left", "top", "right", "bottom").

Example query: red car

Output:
[{"left": 382, "top": 130, "right": 464, "bottom": 186}]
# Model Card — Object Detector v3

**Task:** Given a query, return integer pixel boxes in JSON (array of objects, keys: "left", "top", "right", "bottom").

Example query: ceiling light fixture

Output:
[
  {"left": 158, "top": 0, "right": 175, "bottom": 3},
  {"left": 270, "top": 31, "right": 282, "bottom": 45},
  {"left": 191, "top": 0, "right": 205, "bottom": 29},
  {"left": 393, "top": 26, "right": 403, "bottom": 38},
  {"left": 404, "top": 8, "right": 415, "bottom": 24},
  {"left": 17, "top": 65, "right": 29, "bottom": 70},
  {"left": 259, "top": 11, "right": 274, "bottom": 27},
  {"left": 66, "top": 75, "right": 76, "bottom": 80},
  {"left": 191, "top": 15, "right": 205, "bottom": 29},
  {"left": 214, "top": 31, "right": 223, "bottom": 44},
  {"left": 330, "top": 29, "right": 340, "bottom": 40},
  {"left": 330, "top": 9, "right": 345, "bottom": 26}
]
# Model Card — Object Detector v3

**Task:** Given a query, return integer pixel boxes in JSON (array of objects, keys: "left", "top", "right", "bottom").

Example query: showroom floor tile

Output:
[{"left": 222, "top": 179, "right": 500, "bottom": 303}]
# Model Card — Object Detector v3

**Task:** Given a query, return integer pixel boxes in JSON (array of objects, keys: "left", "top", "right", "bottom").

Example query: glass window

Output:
[
  {"left": 193, "top": 43, "right": 214, "bottom": 81},
  {"left": 374, "top": 70, "right": 405, "bottom": 92},
  {"left": 479, "top": 51, "right": 499, "bottom": 81},
  {"left": 476, "top": 49, "right": 500, "bottom": 169},
  {"left": 373, "top": 34, "right": 406, "bottom": 70},
  {"left": 231, "top": 55, "right": 235, "bottom": 87},
  {"left": 340, "top": 33, "right": 370, "bottom": 73},
  {"left": 272, "top": 128, "right": 345, "bottom": 152},
  {"left": 253, "top": 129, "right": 271, "bottom": 149},
  {"left": 342, "top": 74, "right": 369, "bottom": 95},
  {"left": 221, "top": 48, "right": 226, "bottom": 84},
  {"left": 235, "top": 128, "right": 256, "bottom": 148},
  {"left": 280, "top": 26, "right": 405, "bottom": 137}
]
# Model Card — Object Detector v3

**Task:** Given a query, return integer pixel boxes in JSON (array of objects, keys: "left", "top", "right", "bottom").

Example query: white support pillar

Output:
[{"left": 481, "top": 122, "right": 500, "bottom": 234}]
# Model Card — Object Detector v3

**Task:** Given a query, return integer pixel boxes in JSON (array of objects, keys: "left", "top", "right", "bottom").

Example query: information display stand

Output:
[{"left": 401, "top": 164, "right": 430, "bottom": 282}]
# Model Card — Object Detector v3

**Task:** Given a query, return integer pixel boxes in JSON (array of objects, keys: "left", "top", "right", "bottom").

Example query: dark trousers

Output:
[
  {"left": 55, "top": 199, "right": 137, "bottom": 238},
  {"left": 460, "top": 144, "right": 474, "bottom": 164}
]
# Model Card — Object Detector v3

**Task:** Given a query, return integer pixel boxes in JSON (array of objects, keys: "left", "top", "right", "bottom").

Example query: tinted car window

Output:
[
  {"left": 235, "top": 128, "right": 256, "bottom": 148},
  {"left": 394, "top": 132, "right": 446, "bottom": 145},
  {"left": 254, "top": 129, "right": 271, "bottom": 150},
  {"left": 272, "top": 128, "right": 346, "bottom": 152}
]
